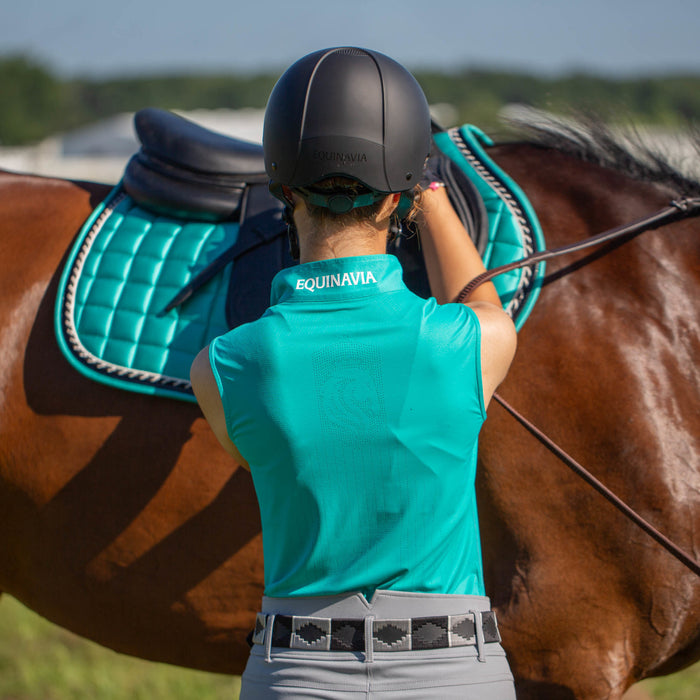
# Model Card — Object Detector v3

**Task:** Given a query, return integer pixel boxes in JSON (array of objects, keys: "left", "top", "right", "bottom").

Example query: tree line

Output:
[{"left": 1, "top": 54, "right": 699, "bottom": 146}]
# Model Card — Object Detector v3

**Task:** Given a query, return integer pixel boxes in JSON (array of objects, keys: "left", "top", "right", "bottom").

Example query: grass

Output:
[
  {"left": 0, "top": 596, "right": 240, "bottom": 700},
  {"left": 0, "top": 594, "right": 698, "bottom": 699},
  {"left": 633, "top": 662, "right": 700, "bottom": 700}
]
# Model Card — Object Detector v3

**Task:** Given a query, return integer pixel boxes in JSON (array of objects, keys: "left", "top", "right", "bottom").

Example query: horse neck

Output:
[
  {"left": 490, "top": 140, "right": 699, "bottom": 328},
  {"left": 504, "top": 141, "right": 684, "bottom": 226}
]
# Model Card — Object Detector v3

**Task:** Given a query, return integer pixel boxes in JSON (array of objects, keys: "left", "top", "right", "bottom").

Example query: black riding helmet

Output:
[{"left": 263, "top": 47, "right": 431, "bottom": 214}]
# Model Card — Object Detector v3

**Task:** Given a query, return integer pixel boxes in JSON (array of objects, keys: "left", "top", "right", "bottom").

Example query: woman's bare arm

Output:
[
  {"left": 416, "top": 186, "right": 517, "bottom": 405},
  {"left": 190, "top": 347, "right": 250, "bottom": 470}
]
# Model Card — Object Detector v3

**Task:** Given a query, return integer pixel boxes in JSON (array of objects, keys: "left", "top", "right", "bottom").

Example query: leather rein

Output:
[{"left": 458, "top": 196, "right": 700, "bottom": 577}]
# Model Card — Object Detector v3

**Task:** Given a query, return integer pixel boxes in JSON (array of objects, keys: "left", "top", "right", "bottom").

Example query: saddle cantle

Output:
[
  {"left": 56, "top": 109, "right": 545, "bottom": 402},
  {"left": 123, "top": 107, "right": 269, "bottom": 221}
]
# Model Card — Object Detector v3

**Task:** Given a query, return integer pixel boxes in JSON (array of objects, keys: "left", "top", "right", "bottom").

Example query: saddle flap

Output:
[{"left": 226, "top": 182, "right": 292, "bottom": 327}]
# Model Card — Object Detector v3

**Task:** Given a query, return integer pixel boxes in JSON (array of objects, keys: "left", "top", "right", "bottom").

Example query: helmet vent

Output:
[{"left": 334, "top": 48, "right": 366, "bottom": 57}]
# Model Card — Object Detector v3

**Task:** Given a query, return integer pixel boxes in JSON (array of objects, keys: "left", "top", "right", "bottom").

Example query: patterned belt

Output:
[{"left": 252, "top": 610, "right": 501, "bottom": 652}]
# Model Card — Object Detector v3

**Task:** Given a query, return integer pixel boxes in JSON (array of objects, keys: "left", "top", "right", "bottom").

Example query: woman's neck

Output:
[
  {"left": 291, "top": 192, "right": 397, "bottom": 264},
  {"left": 299, "top": 226, "right": 387, "bottom": 264}
]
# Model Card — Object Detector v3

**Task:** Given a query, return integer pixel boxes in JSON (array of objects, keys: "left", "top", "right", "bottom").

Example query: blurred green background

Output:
[{"left": 1, "top": 54, "right": 699, "bottom": 146}]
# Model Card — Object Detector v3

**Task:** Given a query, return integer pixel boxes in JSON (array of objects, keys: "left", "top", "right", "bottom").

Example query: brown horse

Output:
[{"left": 0, "top": 118, "right": 698, "bottom": 699}]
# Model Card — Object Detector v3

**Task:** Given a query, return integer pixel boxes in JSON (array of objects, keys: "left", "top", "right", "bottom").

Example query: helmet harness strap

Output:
[{"left": 270, "top": 182, "right": 415, "bottom": 260}]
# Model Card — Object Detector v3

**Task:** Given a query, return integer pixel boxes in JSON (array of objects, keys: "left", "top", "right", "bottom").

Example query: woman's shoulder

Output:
[
  {"left": 419, "top": 295, "right": 478, "bottom": 326},
  {"left": 412, "top": 297, "right": 482, "bottom": 352}
]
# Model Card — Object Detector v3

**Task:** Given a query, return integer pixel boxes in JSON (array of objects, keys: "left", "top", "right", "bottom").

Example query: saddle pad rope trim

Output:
[
  {"left": 56, "top": 184, "right": 238, "bottom": 402},
  {"left": 434, "top": 125, "right": 546, "bottom": 330}
]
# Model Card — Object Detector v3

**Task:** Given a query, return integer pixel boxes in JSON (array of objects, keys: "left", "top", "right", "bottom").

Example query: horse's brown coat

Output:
[{"left": 0, "top": 137, "right": 698, "bottom": 700}]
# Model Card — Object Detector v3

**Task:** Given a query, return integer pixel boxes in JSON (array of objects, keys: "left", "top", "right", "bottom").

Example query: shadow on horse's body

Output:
[{"left": 0, "top": 120, "right": 698, "bottom": 699}]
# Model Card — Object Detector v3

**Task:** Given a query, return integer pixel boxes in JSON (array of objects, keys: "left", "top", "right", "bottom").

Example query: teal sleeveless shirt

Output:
[{"left": 209, "top": 254, "right": 487, "bottom": 599}]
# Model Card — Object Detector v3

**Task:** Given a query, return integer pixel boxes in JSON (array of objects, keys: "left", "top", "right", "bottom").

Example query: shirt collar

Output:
[{"left": 270, "top": 254, "right": 406, "bottom": 305}]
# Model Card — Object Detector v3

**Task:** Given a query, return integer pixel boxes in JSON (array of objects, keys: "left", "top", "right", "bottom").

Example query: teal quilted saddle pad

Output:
[
  {"left": 56, "top": 189, "right": 246, "bottom": 400},
  {"left": 56, "top": 123, "right": 545, "bottom": 403}
]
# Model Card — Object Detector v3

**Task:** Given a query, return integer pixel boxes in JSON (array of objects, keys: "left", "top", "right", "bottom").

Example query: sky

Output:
[{"left": 1, "top": 0, "right": 699, "bottom": 79}]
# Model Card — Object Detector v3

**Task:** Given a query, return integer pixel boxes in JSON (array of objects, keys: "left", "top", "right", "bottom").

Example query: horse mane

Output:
[{"left": 501, "top": 109, "right": 700, "bottom": 197}]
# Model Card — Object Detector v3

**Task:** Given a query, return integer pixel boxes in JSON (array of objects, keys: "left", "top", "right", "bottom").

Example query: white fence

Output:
[{"left": 0, "top": 140, "right": 133, "bottom": 184}]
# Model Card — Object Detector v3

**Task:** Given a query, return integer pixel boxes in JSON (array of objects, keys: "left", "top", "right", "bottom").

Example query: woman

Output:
[{"left": 191, "top": 47, "right": 517, "bottom": 699}]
